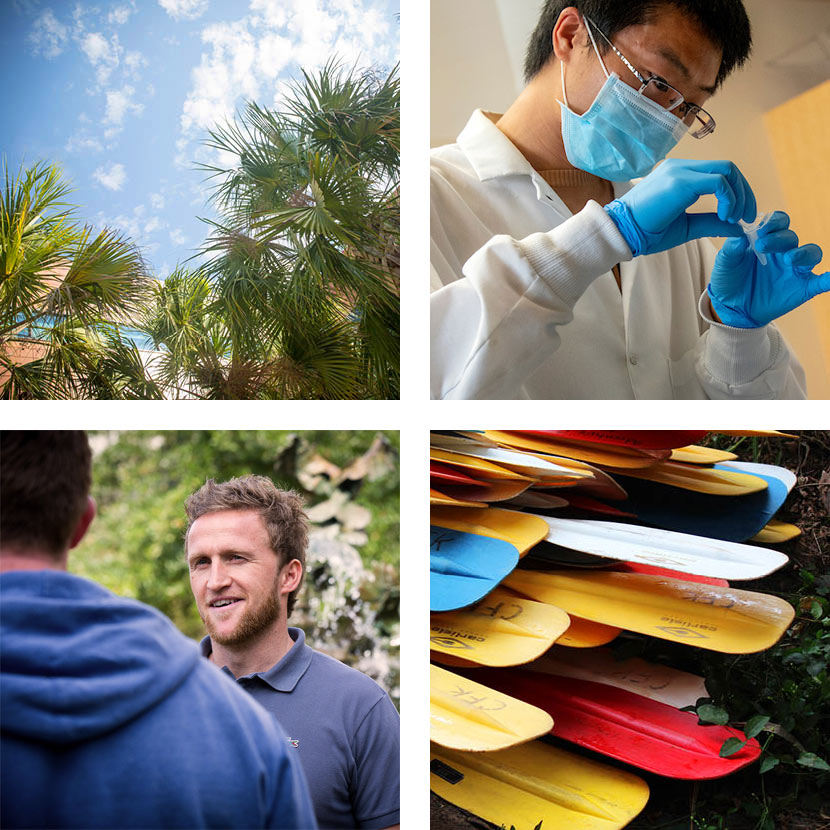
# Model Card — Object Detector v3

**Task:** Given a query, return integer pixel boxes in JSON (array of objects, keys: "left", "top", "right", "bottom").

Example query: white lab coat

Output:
[{"left": 430, "top": 110, "right": 806, "bottom": 400}]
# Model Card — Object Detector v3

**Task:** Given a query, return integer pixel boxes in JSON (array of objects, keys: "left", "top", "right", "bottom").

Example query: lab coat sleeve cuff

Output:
[
  {"left": 698, "top": 290, "right": 779, "bottom": 384},
  {"left": 518, "top": 200, "right": 633, "bottom": 306}
]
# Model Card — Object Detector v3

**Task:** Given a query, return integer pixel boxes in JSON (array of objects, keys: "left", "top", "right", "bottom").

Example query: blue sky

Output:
[{"left": 2, "top": 0, "right": 400, "bottom": 278}]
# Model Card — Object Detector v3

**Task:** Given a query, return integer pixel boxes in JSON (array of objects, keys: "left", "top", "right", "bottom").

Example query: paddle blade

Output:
[
  {"left": 671, "top": 444, "right": 738, "bottom": 464},
  {"left": 613, "top": 466, "right": 790, "bottom": 543},
  {"left": 430, "top": 587, "right": 570, "bottom": 667},
  {"left": 430, "top": 448, "right": 532, "bottom": 482},
  {"left": 613, "top": 561, "right": 729, "bottom": 588},
  {"left": 430, "top": 527, "right": 520, "bottom": 612},
  {"left": 751, "top": 519, "right": 802, "bottom": 544},
  {"left": 558, "top": 614, "right": 621, "bottom": 648},
  {"left": 433, "top": 443, "right": 590, "bottom": 483},
  {"left": 431, "top": 740, "right": 650, "bottom": 830},
  {"left": 430, "top": 488, "right": 485, "bottom": 508},
  {"left": 485, "top": 431, "right": 664, "bottom": 470},
  {"left": 505, "top": 570, "right": 795, "bottom": 653},
  {"left": 532, "top": 516, "right": 788, "bottom": 580},
  {"left": 430, "top": 665, "right": 553, "bottom": 751},
  {"left": 527, "top": 645, "right": 709, "bottom": 709},
  {"left": 715, "top": 430, "right": 794, "bottom": 438},
  {"left": 611, "top": 461, "right": 768, "bottom": 495},
  {"left": 718, "top": 461, "right": 797, "bottom": 493},
  {"left": 436, "top": 479, "right": 534, "bottom": 504},
  {"left": 431, "top": 506, "right": 549, "bottom": 555},
  {"left": 535, "top": 430, "right": 709, "bottom": 450},
  {"left": 474, "top": 670, "right": 761, "bottom": 780}
]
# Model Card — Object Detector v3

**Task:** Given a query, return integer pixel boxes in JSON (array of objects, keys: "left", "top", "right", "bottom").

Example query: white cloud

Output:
[
  {"left": 80, "top": 31, "right": 122, "bottom": 85},
  {"left": 144, "top": 216, "right": 163, "bottom": 233},
  {"left": 258, "top": 32, "right": 292, "bottom": 78},
  {"left": 81, "top": 32, "right": 111, "bottom": 63},
  {"left": 105, "top": 85, "right": 144, "bottom": 125},
  {"left": 180, "top": 20, "right": 260, "bottom": 135},
  {"left": 65, "top": 133, "right": 104, "bottom": 153},
  {"left": 124, "top": 50, "right": 147, "bottom": 78},
  {"left": 158, "top": 0, "right": 208, "bottom": 20},
  {"left": 150, "top": 192, "right": 166, "bottom": 210},
  {"left": 170, "top": 228, "right": 188, "bottom": 245},
  {"left": 93, "top": 162, "right": 127, "bottom": 191},
  {"left": 28, "top": 9, "right": 69, "bottom": 59},
  {"left": 176, "top": 0, "right": 398, "bottom": 161},
  {"left": 108, "top": 4, "right": 135, "bottom": 25}
]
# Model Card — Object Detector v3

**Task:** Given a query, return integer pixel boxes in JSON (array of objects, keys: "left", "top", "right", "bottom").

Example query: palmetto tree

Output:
[
  {"left": 162, "top": 59, "right": 400, "bottom": 400},
  {"left": 0, "top": 161, "right": 160, "bottom": 399}
]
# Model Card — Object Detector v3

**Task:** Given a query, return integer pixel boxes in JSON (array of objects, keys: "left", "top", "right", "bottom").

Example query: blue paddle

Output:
[
  {"left": 611, "top": 462, "right": 791, "bottom": 542},
  {"left": 430, "top": 526, "right": 520, "bottom": 612}
]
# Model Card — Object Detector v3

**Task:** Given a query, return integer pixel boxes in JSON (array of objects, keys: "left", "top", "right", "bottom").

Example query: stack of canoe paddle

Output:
[{"left": 430, "top": 430, "right": 799, "bottom": 830}]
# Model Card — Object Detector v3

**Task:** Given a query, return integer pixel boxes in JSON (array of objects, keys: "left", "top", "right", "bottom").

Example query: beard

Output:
[{"left": 204, "top": 572, "right": 282, "bottom": 647}]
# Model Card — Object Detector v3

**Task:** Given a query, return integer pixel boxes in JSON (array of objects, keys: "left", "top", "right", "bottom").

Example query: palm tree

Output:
[
  {"left": 175, "top": 59, "right": 400, "bottom": 400},
  {"left": 0, "top": 160, "right": 160, "bottom": 399}
]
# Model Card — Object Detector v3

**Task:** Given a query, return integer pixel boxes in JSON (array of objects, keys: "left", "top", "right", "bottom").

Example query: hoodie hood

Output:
[{"left": 1, "top": 570, "right": 199, "bottom": 744}]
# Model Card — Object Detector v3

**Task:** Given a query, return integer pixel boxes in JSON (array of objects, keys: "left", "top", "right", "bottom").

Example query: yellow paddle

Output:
[
  {"left": 430, "top": 506, "right": 549, "bottom": 556},
  {"left": 430, "top": 488, "right": 485, "bottom": 508},
  {"left": 670, "top": 444, "right": 738, "bottom": 464},
  {"left": 611, "top": 461, "right": 768, "bottom": 495},
  {"left": 484, "top": 431, "right": 663, "bottom": 470},
  {"left": 430, "top": 664, "right": 553, "bottom": 751},
  {"left": 431, "top": 740, "right": 649, "bottom": 830},
  {"left": 558, "top": 614, "right": 622, "bottom": 648},
  {"left": 505, "top": 570, "right": 795, "bottom": 654},
  {"left": 751, "top": 519, "right": 802, "bottom": 544},
  {"left": 430, "top": 587, "right": 570, "bottom": 667},
  {"left": 716, "top": 430, "right": 794, "bottom": 438},
  {"left": 430, "top": 448, "right": 533, "bottom": 482}
]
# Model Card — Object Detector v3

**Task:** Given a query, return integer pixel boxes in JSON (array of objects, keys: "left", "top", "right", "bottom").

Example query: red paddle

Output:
[
  {"left": 471, "top": 668, "right": 760, "bottom": 780},
  {"left": 526, "top": 431, "right": 710, "bottom": 451}
]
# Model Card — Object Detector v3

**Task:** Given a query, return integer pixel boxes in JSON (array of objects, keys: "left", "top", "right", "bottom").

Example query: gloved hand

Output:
[
  {"left": 604, "top": 159, "right": 755, "bottom": 256},
  {"left": 707, "top": 211, "right": 830, "bottom": 328}
]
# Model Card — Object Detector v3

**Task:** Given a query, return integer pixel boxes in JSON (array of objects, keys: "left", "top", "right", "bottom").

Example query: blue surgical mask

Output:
[{"left": 558, "top": 21, "right": 688, "bottom": 180}]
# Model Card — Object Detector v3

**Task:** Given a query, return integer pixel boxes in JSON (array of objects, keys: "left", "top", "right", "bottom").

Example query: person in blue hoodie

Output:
[{"left": 0, "top": 431, "right": 318, "bottom": 830}]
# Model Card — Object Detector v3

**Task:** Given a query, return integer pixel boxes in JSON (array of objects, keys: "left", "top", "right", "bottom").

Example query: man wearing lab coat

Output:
[{"left": 431, "top": 0, "right": 829, "bottom": 399}]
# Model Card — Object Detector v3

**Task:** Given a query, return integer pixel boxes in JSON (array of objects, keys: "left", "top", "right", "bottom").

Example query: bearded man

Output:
[{"left": 185, "top": 475, "right": 400, "bottom": 830}]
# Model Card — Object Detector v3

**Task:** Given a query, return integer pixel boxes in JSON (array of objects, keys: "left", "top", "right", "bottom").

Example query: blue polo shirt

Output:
[{"left": 202, "top": 628, "right": 400, "bottom": 830}]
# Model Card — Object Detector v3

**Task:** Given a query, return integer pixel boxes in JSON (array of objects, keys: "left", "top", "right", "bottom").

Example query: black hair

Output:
[
  {"left": 0, "top": 431, "right": 91, "bottom": 556},
  {"left": 524, "top": 0, "right": 752, "bottom": 88}
]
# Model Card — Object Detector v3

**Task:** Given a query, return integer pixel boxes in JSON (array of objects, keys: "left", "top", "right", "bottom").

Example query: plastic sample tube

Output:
[{"left": 738, "top": 212, "right": 774, "bottom": 266}]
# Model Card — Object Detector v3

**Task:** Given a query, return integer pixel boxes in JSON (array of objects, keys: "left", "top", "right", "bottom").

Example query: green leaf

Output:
[
  {"left": 744, "top": 715, "right": 770, "bottom": 739},
  {"left": 697, "top": 704, "right": 729, "bottom": 725},
  {"left": 797, "top": 752, "right": 830, "bottom": 771},
  {"left": 759, "top": 756, "right": 780, "bottom": 774},
  {"left": 719, "top": 737, "right": 747, "bottom": 757}
]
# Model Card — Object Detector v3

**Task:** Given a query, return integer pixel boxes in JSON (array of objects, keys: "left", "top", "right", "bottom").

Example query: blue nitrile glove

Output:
[
  {"left": 604, "top": 159, "right": 755, "bottom": 256},
  {"left": 707, "top": 210, "right": 830, "bottom": 328}
]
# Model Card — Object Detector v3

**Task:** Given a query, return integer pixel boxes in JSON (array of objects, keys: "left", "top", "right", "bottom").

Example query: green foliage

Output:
[
  {"left": 670, "top": 575, "right": 830, "bottom": 828},
  {"left": 152, "top": 59, "right": 402, "bottom": 400},
  {"left": 74, "top": 431, "right": 399, "bottom": 694},
  {"left": 0, "top": 159, "right": 158, "bottom": 399}
]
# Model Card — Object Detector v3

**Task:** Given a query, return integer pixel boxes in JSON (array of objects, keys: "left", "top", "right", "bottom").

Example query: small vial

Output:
[{"left": 738, "top": 212, "right": 774, "bottom": 266}]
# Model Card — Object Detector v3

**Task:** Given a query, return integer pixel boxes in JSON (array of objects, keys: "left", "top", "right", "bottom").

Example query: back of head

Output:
[
  {"left": 185, "top": 475, "right": 308, "bottom": 616},
  {"left": 524, "top": 0, "right": 752, "bottom": 88},
  {"left": 0, "top": 431, "right": 91, "bottom": 558}
]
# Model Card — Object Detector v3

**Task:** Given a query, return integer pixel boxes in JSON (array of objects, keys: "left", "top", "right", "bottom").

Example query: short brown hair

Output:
[
  {"left": 0, "top": 431, "right": 92, "bottom": 557},
  {"left": 185, "top": 475, "right": 308, "bottom": 616}
]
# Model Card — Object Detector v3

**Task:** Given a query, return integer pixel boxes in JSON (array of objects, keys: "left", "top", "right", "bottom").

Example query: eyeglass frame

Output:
[{"left": 583, "top": 15, "right": 716, "bottom": 138}]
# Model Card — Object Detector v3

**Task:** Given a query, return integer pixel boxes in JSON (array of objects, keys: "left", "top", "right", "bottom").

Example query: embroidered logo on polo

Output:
[{"left": 286, "top": 737, "right": 300, "bottom": 748}]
